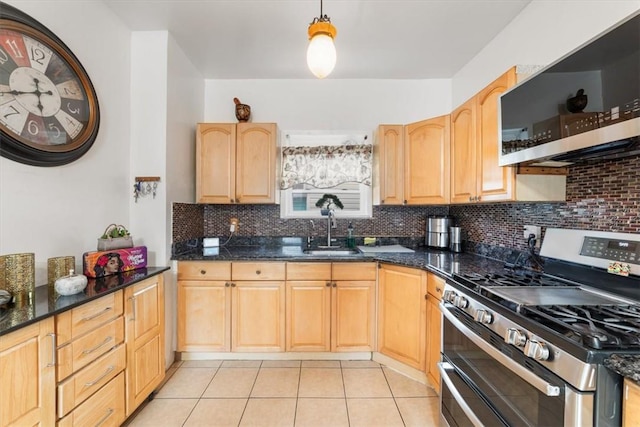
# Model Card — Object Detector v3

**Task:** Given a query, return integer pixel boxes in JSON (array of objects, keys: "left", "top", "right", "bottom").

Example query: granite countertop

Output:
[
  {"left": 172, "top": 244, "right": 509, "bottom": 278},
  {"left": 0, "top": 266, "right": 170, "bottom": 338},
  {"left": 605, "top": 354, "right": 640, "bottom": 383}
]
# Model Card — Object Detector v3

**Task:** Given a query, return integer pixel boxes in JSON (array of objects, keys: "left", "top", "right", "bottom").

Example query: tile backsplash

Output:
[{"left": 172, "top": 154, "right": 640, "bottom": 253}]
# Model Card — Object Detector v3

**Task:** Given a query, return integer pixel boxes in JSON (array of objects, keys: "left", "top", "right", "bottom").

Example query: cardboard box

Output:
[{"left": 83, "top": 246, "right": 147, "bottom": 278}]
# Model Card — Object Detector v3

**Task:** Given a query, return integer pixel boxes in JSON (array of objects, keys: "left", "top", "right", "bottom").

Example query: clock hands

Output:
[{"left": 2, "top": 76, "right": 54, "bottom": 114}]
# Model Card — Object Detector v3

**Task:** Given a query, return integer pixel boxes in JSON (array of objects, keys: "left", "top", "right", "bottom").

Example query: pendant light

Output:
[{"left": 307, "top": 0, "right": 337, "bottom": 79}]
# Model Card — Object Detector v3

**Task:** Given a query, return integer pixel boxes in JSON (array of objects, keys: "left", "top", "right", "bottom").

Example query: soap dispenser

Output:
[{"left": 347, "top": 222, "right": 356, "bottom": 248}]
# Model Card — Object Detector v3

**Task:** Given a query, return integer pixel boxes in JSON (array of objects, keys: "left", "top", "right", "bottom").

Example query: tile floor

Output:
[{"left": 126, "top": 360, "right": 440, "bottom": 426}]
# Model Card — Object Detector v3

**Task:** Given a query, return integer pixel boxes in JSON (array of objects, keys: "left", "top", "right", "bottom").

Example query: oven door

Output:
[{"left": 441, "top": 303, "right": 592, "bottom": 427}]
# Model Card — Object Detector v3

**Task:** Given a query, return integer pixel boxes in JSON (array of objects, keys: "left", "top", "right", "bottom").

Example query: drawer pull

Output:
[
  {"left": 82, "top": 336, "right": 113, "bottom": 355},
  {"left": 436, "top": 286, "right": 442, "bottom": 293},
  {"left": 85, "top": 365, "right": 115, "bottom": 387},
  {"left": 95, "top": 408, "right": 115, "bottom": 427},
  {"left": 200, "top": 269, "right": 206, "bottom": 275},
  {"left": 256, "top": 270, "right": 261, "bottom": 275},
  {"left": 82, "top": 306, "right": 113, "bottom": 322},
  {"left": 47, "top": 333, "right": 56, "bottom": 367}
]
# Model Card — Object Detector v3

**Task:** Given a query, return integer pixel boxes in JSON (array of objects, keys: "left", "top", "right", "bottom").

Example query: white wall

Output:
[
  {"left": 1, "top": 0, "right": 132, "bottom": 283},
  {"left": 452, "top": 0, "right": 640, "bottom": 107},
  {"left": 204, "top": 79, "right": 452, "bottom": 130}
]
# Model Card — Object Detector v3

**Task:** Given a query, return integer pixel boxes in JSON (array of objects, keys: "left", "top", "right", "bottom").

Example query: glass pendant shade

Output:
[{"left": 307, "top": 20, "right": 337, "bottom": 79}]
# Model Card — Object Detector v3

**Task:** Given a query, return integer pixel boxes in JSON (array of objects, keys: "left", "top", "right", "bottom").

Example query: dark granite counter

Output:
[
  {"left": 0, "top": 266, "right": 169, "bottom": 338},
  {"left": 171, "top": 244, "right": 509, "bottom": 278},
  {"left": 605, "top": 355, "right": 640, "bottom": 383}
]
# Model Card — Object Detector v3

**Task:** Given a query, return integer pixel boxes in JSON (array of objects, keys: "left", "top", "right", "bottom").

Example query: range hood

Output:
[{"left": 499, "top": 11, "right": 640, "bottom": 167}]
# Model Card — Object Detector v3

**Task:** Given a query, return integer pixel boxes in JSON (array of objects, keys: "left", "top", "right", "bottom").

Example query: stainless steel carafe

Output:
[{"left": 449, "top": 226, "right": 463, "bottom": 253}]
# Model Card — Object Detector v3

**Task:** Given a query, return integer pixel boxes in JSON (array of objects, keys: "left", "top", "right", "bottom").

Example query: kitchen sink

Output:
[{"left": 303, "top": 248, "right": 361, "bottom": 256}]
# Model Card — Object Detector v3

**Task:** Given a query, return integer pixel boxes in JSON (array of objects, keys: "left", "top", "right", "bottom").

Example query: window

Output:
[{"left": 280, "top": 131, "right": 372, "bottom": 219}]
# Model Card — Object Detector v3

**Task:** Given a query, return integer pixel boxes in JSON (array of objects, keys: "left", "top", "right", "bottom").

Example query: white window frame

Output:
[{"left": 280, "top": 130, "right": 373, "bottom": 219}]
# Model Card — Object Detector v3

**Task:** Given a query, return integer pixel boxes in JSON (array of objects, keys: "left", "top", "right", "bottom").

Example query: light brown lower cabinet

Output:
[
  {"left": 426, "top": 272, "right": 445, "bottom": 393},
  {"left": 125, "top": 275, "right": 165, "bottom": 416},
  {"left": 624, "top": 378, "right": 640, "bottom": 427},
  {"left": 377, "top": 264, "right": 427, "bottom": 370},
  {"left": 0, "top": 317, "right": 56, "bottom": 427},
  {"left": 286, "top": 262, "right": 376, "bottom": 352}
]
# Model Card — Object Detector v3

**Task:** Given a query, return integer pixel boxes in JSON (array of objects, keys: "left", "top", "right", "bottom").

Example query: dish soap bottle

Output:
[{"left": 347, "top": 222, "right": 356, "bottom": 248}]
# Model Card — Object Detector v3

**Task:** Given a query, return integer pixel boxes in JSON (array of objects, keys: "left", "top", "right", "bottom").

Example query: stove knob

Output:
[
  {"left": 453, "top": 295, "right": 469, "bottom": 309},
  {"left": 443, "top": 290, "right": 456, "bottom": 303},
  {"left": 524, "top": 340, "right": 550, "bottom": 361},
  {"left": 473, "top": 309, "right": 493, "bottom": 324},
  {"left": 504, "top": 328, "right": 527, "bottom": 347}
]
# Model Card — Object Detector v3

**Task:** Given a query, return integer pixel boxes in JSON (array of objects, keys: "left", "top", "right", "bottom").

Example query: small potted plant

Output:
[{"left": 315, "top": 194, "right": 343, "bottom": 215}]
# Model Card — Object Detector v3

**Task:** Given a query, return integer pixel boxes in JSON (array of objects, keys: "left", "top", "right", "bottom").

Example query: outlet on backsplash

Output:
[{"left": 523, "top": 225, "right": 541, "bottom": 248}]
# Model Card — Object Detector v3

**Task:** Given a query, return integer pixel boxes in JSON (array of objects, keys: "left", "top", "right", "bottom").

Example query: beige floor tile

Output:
[
  {"left": 301, "top": 360, "right": 341, "bottom": 368},
  {"left": 222, "top": 360, "right": 262, "bottom": 368},
  {"left": 203, "top": 367, "right": 259, "bottom": 398},
  {"left": 298, "top": 367, "right": 345, "bottom": 398},
  {"left": 181, "top": 360, "right": 223, "bottom": 368},
  {"left": 251, "top": 368, "right": 300, "bottom": 397},
  {"left": 340, "top": 360, "right": 380, "bottom": 368},
  {"left": 346, "top": 398, "right": 404, "bottom": 427},
  {"left": 127, "top": 398, "right": 197, "bottom": 426},
  {"left": 155, "top": 368, "right": 217, "bottom": 398},
  {"left": 295, "top": 398, "right": 349, "bottom": 427},
  {"left": 342, "top": 368, "right": 392, "bottom": 398},
  {"left": 261, "top": 360, "right": 301, "bottom": 368},
  {"left": 383, "top": 367, "right": 435, "bottom": 397},
  {"left": 183, "top": 398, "right": 247, "bottom": 427},
  {"left": 239, "top": 398, "right": 297, "bottom": 427},
  {"left": 396, "top": 397, "right": 441, "bottom": 427}
]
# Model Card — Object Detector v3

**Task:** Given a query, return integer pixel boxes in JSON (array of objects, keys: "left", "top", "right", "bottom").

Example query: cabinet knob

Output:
[
  {"left": 231, "top": 283, "right": 236, "bottom": 287},
  {"left": 256, "top": 270, "right": 261, "bottom": 275},
  {"left": 469, "top": 196, "right": 473, "bottom": 202},
  {"left": 225, "top": 282, "right": 230, "bottom": 287},
  {"left": 200, "top": 270, "right": 206, "bottom": 275},
  {"left": 477, "top": 196, "right": 481, "bottom": 202},
  {"left": 403, "top": 200, "right": 407, "bottom": 205},
  {"left": 326, "top": 282, "right": 332, "bottom": 287},
  {"left": 231, "top": 198, "right": 235, "bottom": 203},
  {"left": 332, "top": 282, "right": 337, "bottom": 288},
  {"left": 436, "top": 286, "right": 441, "bottom": 293}
]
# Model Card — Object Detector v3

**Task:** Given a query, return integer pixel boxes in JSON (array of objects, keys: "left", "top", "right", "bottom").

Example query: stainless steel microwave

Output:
[{"left": 499, "top": 11, "right": 640, "bottom": 166}]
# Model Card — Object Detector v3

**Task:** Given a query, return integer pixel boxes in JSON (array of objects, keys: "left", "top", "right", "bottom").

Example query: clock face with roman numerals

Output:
[{"left": 0, "top": 3, "right": 99, "bottom": 166}]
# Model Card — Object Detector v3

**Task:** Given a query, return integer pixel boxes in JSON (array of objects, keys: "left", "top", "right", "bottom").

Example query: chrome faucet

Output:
[
  {"left": 321, "top": 208, "right": 338, "bottom": 247},
  {"left": 307, "top": 220, "right": 315, "bottom": 248}
]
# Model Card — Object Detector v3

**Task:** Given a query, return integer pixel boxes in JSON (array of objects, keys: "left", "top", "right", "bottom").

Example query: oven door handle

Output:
[
  {"left": 438, "top": 361, "right": 486, "bottom": 427},
  {"left": 442, "top": 306, "right": 561, "bottom": 397}
]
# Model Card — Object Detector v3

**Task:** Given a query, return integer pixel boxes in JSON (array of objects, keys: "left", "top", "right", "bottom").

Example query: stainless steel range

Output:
[{"left": 439, "top": 228, "right": 640, "bottom": 427}]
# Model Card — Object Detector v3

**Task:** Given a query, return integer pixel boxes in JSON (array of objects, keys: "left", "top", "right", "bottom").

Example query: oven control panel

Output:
[{"left": 580, "top": 236, "right": 640, "bottom": 264}]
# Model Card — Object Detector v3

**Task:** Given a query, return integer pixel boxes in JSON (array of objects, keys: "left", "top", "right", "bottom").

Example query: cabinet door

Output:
[
  {"left": 624, "top": 378, "right": 640, "bottom": 427},
  {"left": 378, "top": 265, "right": 427, "bottom": 370},
  {"left": 236, "top": 123, "right": 278, "bottom": 204},
  {"left": 0, "top": 317, "right": 55, "bottom": 427},
  {"left": 332, "top": 280, "right": 375, "bottom": 352},
  {"left": 125, "top": 276, "right": 165, "bottom": 415},
  {"left": 378, "top": 124, "right": 405, "bottom": 205},
  {"left": 232, "top": 281, "right": 285, "bottom": 352},
  {"left": 477, "top": 67, "right": 517, "bottom": 202},
  {"left": 404, "top": 115, "right": 450, "bottom": 205},
  {"left": 196, "top": 123, "right": 236, "bottom": 203},
  {"left": 178, "top": 280, "right": 231, "bottom": 352},
  {"left": 451, "top": 98, "right": 477, "bottom": 204},
  {"left": 426, "top": 297, "right": 442, "bottom": 393},
  {"left": 286, "top": 281, "right": 331, "bottom": 351}
]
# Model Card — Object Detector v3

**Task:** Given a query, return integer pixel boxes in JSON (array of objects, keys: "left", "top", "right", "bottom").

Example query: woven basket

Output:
[
  {"left": 97, "top": 224, "right": 133, "bottom": 251},
  {"left": 0, "top": 252, "right": 35, "bottom": 302}
]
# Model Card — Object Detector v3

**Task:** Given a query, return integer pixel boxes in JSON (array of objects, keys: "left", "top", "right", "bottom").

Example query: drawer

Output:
[
  {"left": 57, "top": 317, "right": 124, "bottom": 381},
  {"left": 56, "top": 290, "right": 123, "bottom": 346},
  {"left": 178, "top": 261, "right": 231, "bottom": 281},
  {"left": 58, "top": 344, "right": 126, "bottom": 418},
  {"left": 232, "top": 262, "right": 285, "bottom": 281},
  {"left": 57, "top": 372, "right": 125, "bottom": 427},
  {"left": 332, "top": 262, "right": 377, "bottom": 281},
  {"left": 286, "top": 262, "right": 331, "bottom": 280},
  {"left": 428, "top": 273, "right": 445, "bottom": 300}
]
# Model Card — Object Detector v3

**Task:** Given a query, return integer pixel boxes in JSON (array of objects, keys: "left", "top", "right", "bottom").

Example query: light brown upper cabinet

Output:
[
  {"left": 451, "top": 67, "right": 566, "bottom": 204},
  {"left": 196, "top": 123, "right": 280, "bottom": 204},
  {"left": 377, "top": 124, "right": 405, "bottom": 205},
  {"left": 405, "top": 115, "right": 450, "bottom": 205}
]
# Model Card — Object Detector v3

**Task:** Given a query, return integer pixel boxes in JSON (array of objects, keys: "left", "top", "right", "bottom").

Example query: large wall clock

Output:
[{"left": 0, "top": 1, "right": 99, "bottom": 166}]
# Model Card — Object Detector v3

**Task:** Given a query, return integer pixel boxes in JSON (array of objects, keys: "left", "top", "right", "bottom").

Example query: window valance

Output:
[{"left": 281, "top": 144, "right": 372, "bottom": 189}]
